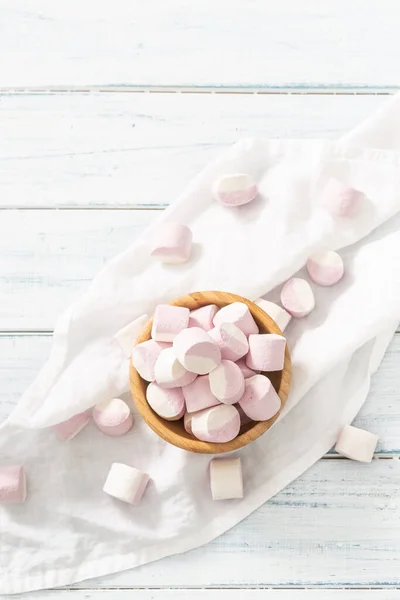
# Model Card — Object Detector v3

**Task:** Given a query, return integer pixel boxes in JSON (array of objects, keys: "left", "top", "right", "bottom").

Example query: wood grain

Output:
[
  {"left": 130, "top": 291, "right": 291, "bottom": 453},
  {"left": 0, "top": 1, "right": 399, "bottom": 88}
]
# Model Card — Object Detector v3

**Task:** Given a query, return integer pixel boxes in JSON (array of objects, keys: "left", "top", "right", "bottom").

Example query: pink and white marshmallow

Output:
[
  {"left": 154, "top": 347, "right": 197, "bottom": 388},
  {"left": 255, "top": 298, "right": 291, "bottom": 332},
  {"left": 239, "top": 375, "right": 281, "bottom": 421},
  {"left": 209, "top": 457, "right": 243, "bottom": 500},
  {"left": 306, "top": 251, "right": 344, "bottom": 287},
  {"left": 150, "top": 222, "right": 192, "bottom": 264},
  {"left": 208, "top": 322, "right": 249, "bottom": 362},
  {"left": 0, "top": 465, "right": 27, "bottom": 504},
  {"left": 281, "top": 277, "right": 315, "bottom": 318},
  {"left": 335, "top": 425, "right": 378, "bottom": 463},
  {"left": 146, "top": 382, "right": 185, "bottom": 420},
  {"left": 191, "top": 404, "right": 240, "bottom": 443},
  {"left": 246, "top": 333, "right": 286, "bottom": 372},
  {"left": 213, "top": 302, "right": 259, "bottom": 336},
  {"left": 182, "top": 375, "right": 220, "bottom": 413},
  {"left": 173, "top": 327, "right": 221, "bottom": 375},
  {"left": 151, "top": 304, "right": 190, "bottom": 342},
  {"left": 93, "top": 398, "right": 133, "bottom": 436},
  {"left": 209, "top": 360, "right": 245, "bottom": 405},
  {"left": 103, "top": 463, "right": 149, "bottom": 505},
  {"left": 235, "top": 358, "right": 257, "bottom": 379},
  {"left": 52, "top": 410, "right": 91, "bottom": 441},
  {"left": 213, "top": 173, "right": 258, "bottom": 207},
  {"left": 322, "top": 178, "right": 365, "bottom": 218},
  {"left": 131, "top": 339, "right": 169, "bottom": 382},
  {"left": 189, "top": 304, "right": 219, "bottom": 331}
]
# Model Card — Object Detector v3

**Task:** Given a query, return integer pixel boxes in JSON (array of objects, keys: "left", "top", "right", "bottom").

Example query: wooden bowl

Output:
[{"left": 129, "top": 291, "right": 292, "bottom": 454}]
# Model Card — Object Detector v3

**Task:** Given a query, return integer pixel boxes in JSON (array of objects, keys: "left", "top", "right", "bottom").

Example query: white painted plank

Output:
[
  {"left": 0, "top": 334, "right": 399, "bottom": 452},
  {"left": 0, "top": 93, "right": 386, "bottom": 208},
  {"left": 0, "top": 1, "right": 399, "bottom": 88}
]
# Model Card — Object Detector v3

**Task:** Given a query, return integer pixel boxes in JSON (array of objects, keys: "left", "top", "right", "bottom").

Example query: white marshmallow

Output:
[
  {"left": 281, "top": 277, "right": 315, "bottom": 318},
  {"left": 173, "top": 327, "right": 221, "bottom": 375},
  {"left": 52, "top": 410, "right": 91, "bottom": 441},
  {"left": 212, "top": 173, "right": 258, "bottom": 207},
  {"left": 213, "top": 302, "right": 259, "bottom": 336},
  {"left": 246, "top": 333, "right": 286, "bottom": 372},
  {"left": 255, "top": 298, "right": 291, "bottom": 332},
  {"left": 335, "top": 425, "right": 378, "bottom": 463},
  {"left": 209, "top": 457, "right": 243, "bottom": 500},
  {"left": 322, "top": 178, "right": 365, "bottom": 218},
  {"left": 151, "top": 304, "right": 190, "bottom": 342},
  {"left": 93, "top": 398, "right": 133, "bottom": 436},
  {"left": 189, "top": 304, "right": 219, "bottom": 331},
  {"left": 154, "top": 347, "right": 197, "bottom": 388},
  {"left": 146, "top": 382, "right": 185, "bottom": 420},
  {"left": 103, "top": 463, "right": 149, "bottom": 505},
  {"left": 191, "top": 404, "right": 240, "bottom": 443},
  {"left": 0, "top": 465, "right": 27, "bottom": 504},
  {"left": 209, "top": 360, "right": 245, "bottom": 405},
  {"left": 131, "top": 339, "right": 169, "bottom": 382},
  {"left": 208, "top": 323, "right": 249, "bottom": 362},
  {"left": 235, "top": 357, "right": 257, "bottom": 379},
  {"left": 114, "top": 314, "right": 149, "bottom": 358},
  {"left": 238, "top": 375, "right": 281, "bottom": 421},
  {"left": 150, "top": 222, "right": 192, "bottom": 264},
  {"left": 306, "top": 251, "right": 344, "bottom": 287},
  {"left": 182, "top": 375, "right": 220, "bottom": 413}
]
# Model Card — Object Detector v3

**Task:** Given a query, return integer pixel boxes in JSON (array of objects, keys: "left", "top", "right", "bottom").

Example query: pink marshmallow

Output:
[
  {"left": 154, "top": 347, "right": 197, "bottom": 388},
  {"left": 173, "top": 327, "right": 221, "bottom": 375},
  {"left": 209, "top": 360, "right": 245, "bottom": 405},
  {"left": 151, "top": 304, "right": 190, "bottom": 342},
  {"left": 103, "top": 463, "right": 149, "bottom": 505},
  {"left": 212, "top": 173, "right": 258, "bottom": 207},
  {"left": 255, "top": 298, "right": 291, "bottom": 332},
  {"left": 306, "top": 250, "right": 344, "bottom": 287},
  {"left": 322, "top": 178, "right": 365, "bottom": 218},
  {"left": 150, "top": 222, "right": 192, "bottom": 264},
  {"left": 182, "top": 375, "right": 220, "bottom": 413},
  {"left": 239, "top": 375, "right": 281, "bottom": 421},
  {"left": 93, "top": 398, "right": 133, "bottom": 436},
  {"left": 281, "top": 277, "right": 315, "bottom": 318},
  {"left": 191, "top": 404, "right": 241, "bottom": 443},
  {"left": 208, "top": 323, "right": 249, "bottom": 362},
  {"left": 146, "top": 382, "right": 185, "bottom": 420},
  {"left": 236, "top": 358, "right": 257, "bottom": 379},
  {"left": 131, "top": 339, "right": 169, "bottom": 382},
  {"left": 0, "top": 465, "right": 27, "bottom": 504},
  {"left": 246, "top": 333, "right": 286, "bottom": 372},
  {"left": 52, "top": 410, "right": 91, "bottom": 441},
  {"left": 189, "top": 304, "right": 219, "bottom": 331},
  {"left": 213, "top": 302, "right": 259, "bottom": 336}
]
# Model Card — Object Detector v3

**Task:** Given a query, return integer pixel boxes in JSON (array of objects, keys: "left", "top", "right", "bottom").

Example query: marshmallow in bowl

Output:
[
  {"left": 131, "top": 339, "right": 169, "bottom": 382},
  {"left": 255, "top": 298, "right": 291, "bottom": 332},
  {"left": 188, "top": 304, "right": 219, "bottom": 331},
  {"left": 93, "top": 398, "right": 133, "bottom": 436},
  {"left": 239, "top": 375, "right": 281, "bottom": 421},
  {"left": 151, "top": 304, "right": 190, "bottom": 342},
  {"left": 209, "top": 360, "right": 245, "bottom": 405},
  {"left": 103, "top": 463, "right": 149, "bottom": 505},
  {"left": 146, "top": 382, "right": 185, "bottom": 421},
  {"left": 0, "top": 465, "right": 27, "bottom": 504},
  {"left": 150, "top": 222, "right": 192, "bottom": 264},
  {"left": 306, "top": 250, "right": 344, "bottom": 287},
  {"left": 212, "top": 173, "right": 258, "bottom": 207},
  {"left": 213, "top": 302, "right": 259, "bottom": 336},
  {"left": 52, "top": 410, "right": 92, "bottom": 441},
  {"left": 154, "top": 347, "right": 197, "bottom": 388},
  {"left": 182, "top": 375, "right": 220, "bottom": 413},
  {"left": 235, "top": 358, "right": 257, "bottom": 379},
  {"left": 246, "top": 333, "right": 286, "bottom": 372},
  {"left": 173, "top": 327, "right": 221, "bottom": 375},
  {"left": 191, "top": 404, "right": 240, "bottom": 443},
  {"left": 208, "top": 323, "right": 249, "bottom": 362},
  {"left": 281, "top": 277, "right": 315, "bottom": 318}
]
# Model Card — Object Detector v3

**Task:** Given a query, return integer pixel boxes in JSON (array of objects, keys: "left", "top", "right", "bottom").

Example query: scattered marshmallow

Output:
[
  {"left": 191, "top": 404, "right": 240, "bottom": 443},
  {"left": 335, "top": 425, "right": 378, "bottom": 463},
  {"left": 173, "top": 327, "right": 221, "bottom": 375},
  {"left": 114, "top": 314, "right": 149, "bottom": 358},
  {"left": 235, "top": 358, "right": 257, "bottom": 379},
  {"left": 103, "top": 463, "right": 149, "bottom": 505},
  {"left": 182, "top": 375, "right": 220, "bottom": 413},
  {"left": 209, "top": 457, "right": 243, "bottom": 500},
  {"left": 213, "top": 173, "right": 258, "bottom": 207},
  {"left": 255, "top": 298, "right": 291, "bottom": 332},
  {"left": 208, "top": 323, "right": 249, "bottom": 362},
  {"left": 52, "top": 410, "right": 92, "bottom": 441},
  {"left": 0, "top": 466, "right": 27, "bottom": 504},
  {"left": 189, "top": 304, "right": 219, "bottom": 331},
  {"left": 246, "top": 333, "right": 286, "bottom": 372},
  {"left": 93, "top": 398, "right": 133, "bottom": 436},
  {"left": 154, "top": 347, "right": 197, "bottom": 388},
  {"left": 150, "top": 222, "right": 192, "bottom": 264},
  {"left": 209, "top": 360, "right": 245, "bottom": 405},
  {"left": 151, "top": 304, "right": 190, "bottom": 342},
  {"left": 281, "top": 277, "right": 315, "bottom": 318},
  {"left": 131, "top": 339, "right": 169, "bottom": 382},
  {"left": 322, "top": 178, "right": 365, "bottom": 218},
  {"left": 306, "top": 250, "right": 344, "bottom": 287},
  {"left": 213, "top": 302, "right": 259, "bottom": 336},
  {"left": 146, "top": 382, "right": 185, "bottom": 420},
  {"left": 239, "top": 375, "right": 281, "bottom": 421}
]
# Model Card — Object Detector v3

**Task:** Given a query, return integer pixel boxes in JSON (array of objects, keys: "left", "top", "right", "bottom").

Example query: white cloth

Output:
[{"left": 1, "top": 95, "right": 400, "bottom": 595}]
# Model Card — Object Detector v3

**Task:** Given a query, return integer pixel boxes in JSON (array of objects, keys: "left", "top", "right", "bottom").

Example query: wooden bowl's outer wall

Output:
[{"left": 130, "top": 291, "right": 292, "bottom": 454}]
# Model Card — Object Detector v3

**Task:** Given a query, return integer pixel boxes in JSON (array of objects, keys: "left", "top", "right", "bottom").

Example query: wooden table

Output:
[{"left": 0, "top": 2, "right": 399, "bottom": 597}]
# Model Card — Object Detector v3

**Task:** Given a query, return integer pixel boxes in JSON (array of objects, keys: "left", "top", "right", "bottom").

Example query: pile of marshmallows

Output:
[{"left": 0, "top": 173, "right": 379, "bottom": 507}]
